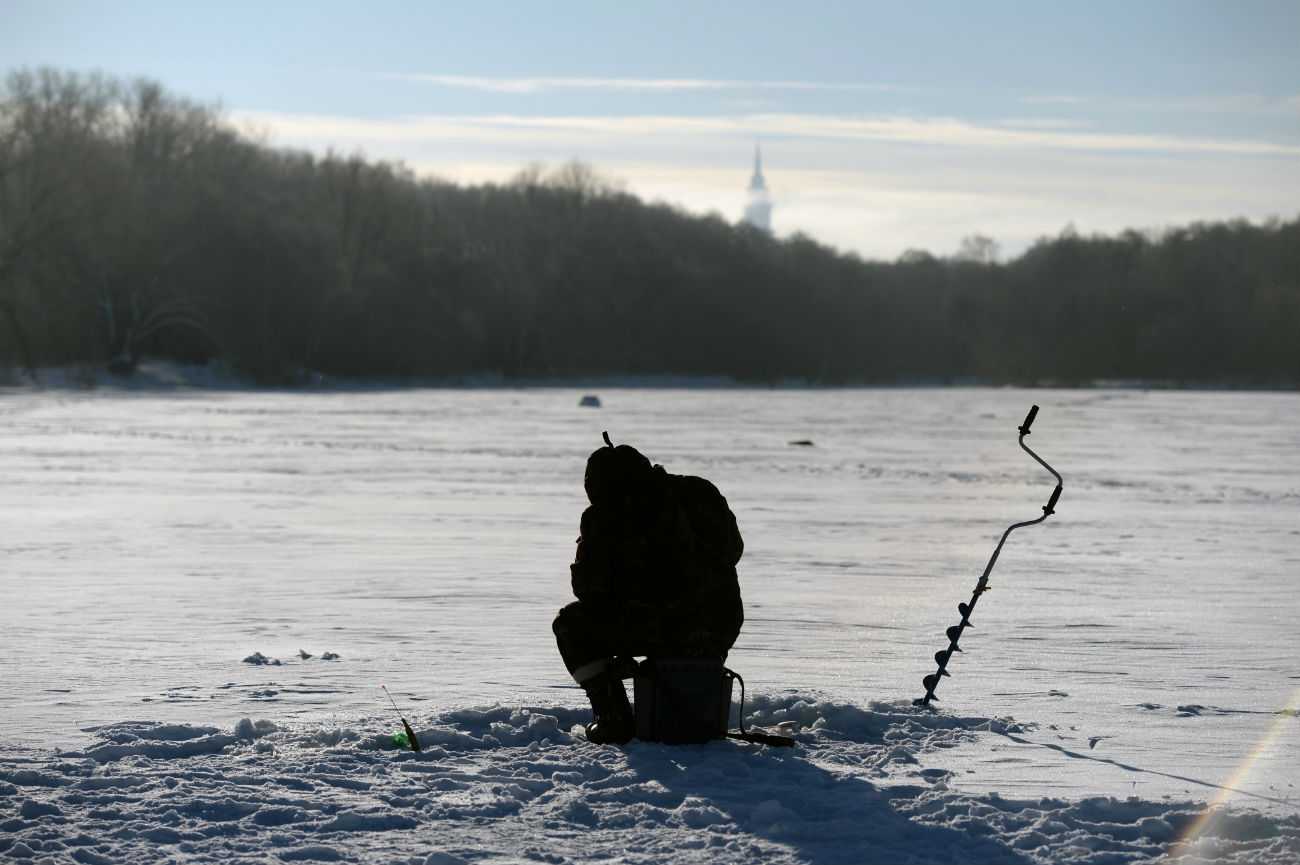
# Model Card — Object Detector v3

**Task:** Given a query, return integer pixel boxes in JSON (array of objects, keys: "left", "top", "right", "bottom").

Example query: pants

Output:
[{"left": 552, "top": 595, "right": 742, "bottom": 676}]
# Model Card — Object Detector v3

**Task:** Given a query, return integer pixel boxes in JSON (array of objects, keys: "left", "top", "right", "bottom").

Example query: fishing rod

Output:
[
  {"left": 382, "top": 685, "right": 422, "bottom": 751},
  {"left": 914, "top": 405, "right": 1063, "bottom": 706}
]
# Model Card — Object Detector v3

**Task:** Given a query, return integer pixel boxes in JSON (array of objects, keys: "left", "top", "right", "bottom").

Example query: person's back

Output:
[{"left": 553, "top": 435, "right": 744, "bottom": 744}]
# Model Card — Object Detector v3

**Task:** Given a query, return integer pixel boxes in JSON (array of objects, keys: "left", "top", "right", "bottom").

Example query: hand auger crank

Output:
[{"left": 914, "top": 405, "right": 1063, "bottom": 707}]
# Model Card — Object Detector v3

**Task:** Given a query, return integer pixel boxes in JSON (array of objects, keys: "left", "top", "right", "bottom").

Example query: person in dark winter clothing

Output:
[{"left": 553, "top": 435, "right": 744, "bottom": 744}]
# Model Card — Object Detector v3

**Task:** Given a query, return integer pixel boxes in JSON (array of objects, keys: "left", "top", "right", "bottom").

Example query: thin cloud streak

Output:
[
  {"left": 763, "top": 113, "right": 1298, "bottom": 156},
  {"left": 997, "top": 118, "right": 1093, "bottom": 130},
  {"left": 1119, "top": 92, "right": 1300, "bottom": 117},
  {"left": 234, "top": 109, "right": 1300, "bottom": 158},
  {"left": 391, "top": 73, "right": 913, "bottom": 94},
  {"left": 1020, "top": 95, "right": 1093, "bottom": 105},
  {"left": 1022, "top": 91, "right": 1300, "bottom": 117}
]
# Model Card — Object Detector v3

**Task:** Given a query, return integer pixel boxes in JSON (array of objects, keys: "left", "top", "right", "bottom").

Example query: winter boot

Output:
[{"left": 575, "top": 660, "right": 635, "bottom": 745}]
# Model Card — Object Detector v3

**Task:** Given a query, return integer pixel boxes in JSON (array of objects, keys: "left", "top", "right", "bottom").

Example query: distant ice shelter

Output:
[{"left": 742, "top": 144, "right": 772, "bottom": 233}]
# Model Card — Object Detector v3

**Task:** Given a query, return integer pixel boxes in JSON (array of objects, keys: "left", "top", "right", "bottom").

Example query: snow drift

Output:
[{"left": 3, "top": 697, "right": 1296, "bottom": 864}]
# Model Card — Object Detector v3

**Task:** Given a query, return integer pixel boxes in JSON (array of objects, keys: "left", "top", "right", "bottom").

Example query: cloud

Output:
[
  {"left": 1120, "top": 92, "right": 1300, "bottom": 117},
  {"left": 232, "top": 109, "right": 1299, "bottom": 158},
  {"left": 997, "top": 118, "right": 1093, "bottom": 130},
  {"left": 785, "top": 114, "right": 1297, "bottom": 156},
  {"left": 1022, "top": 91, "right": 1300, "bottom": 117},
  {"left": 391, "top": 74, "right": 912, "bottom": 94},
  {"left": 1019, "top": 95, "right": 1092, "bottom": 105},
  {"left": 397, "top": 75, "right": 729, "bottom": 94}
]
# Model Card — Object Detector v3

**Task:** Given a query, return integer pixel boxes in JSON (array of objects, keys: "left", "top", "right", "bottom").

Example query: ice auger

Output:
[{"left": 914, "top": 405, "right": 1063, "bottom": 706}]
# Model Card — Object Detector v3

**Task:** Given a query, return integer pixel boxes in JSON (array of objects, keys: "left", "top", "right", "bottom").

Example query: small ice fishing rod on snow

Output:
[
  {"left": 914, "top": 405, "right": 1063, "bottom": 707},
  {"left": 382, "top": 685, "right": 421, "bottom": 752}
]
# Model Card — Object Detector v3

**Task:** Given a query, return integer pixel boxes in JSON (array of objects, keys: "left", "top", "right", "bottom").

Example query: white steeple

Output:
[{"left": 742, "top": 144, "right": 772, "bottom": 233}]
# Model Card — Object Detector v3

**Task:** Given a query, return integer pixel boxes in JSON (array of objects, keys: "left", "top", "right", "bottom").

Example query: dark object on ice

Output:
[
  {"left": 382, "top": 685, "right": 421, "bottom": 752},
  {"left": 788, "top": 439, "right": 814, "bottom": 447},
  {"left": 298, "top": 650, "right": 313, "bottom": 659},
  {"left": 915, "top": 405, "right": 1064, "bottom": 707},
  {"left": 243, "top": 652, "right": 280, "bottom": 666},
  {"left": 320, "top": 652, "right": 340, "bottom": 661},
  {"left": 579, "top": 395, "right": 601, "bottom": 407}
]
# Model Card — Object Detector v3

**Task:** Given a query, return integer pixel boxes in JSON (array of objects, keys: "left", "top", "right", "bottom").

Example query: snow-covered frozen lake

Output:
[{"left": 1, "top": 382, "right": 1297, "bottom": 863}]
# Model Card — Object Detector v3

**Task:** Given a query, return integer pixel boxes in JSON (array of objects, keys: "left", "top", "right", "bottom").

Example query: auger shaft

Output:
[{"left": 915, "top": 405, "right": 1063, "bottom": 706}]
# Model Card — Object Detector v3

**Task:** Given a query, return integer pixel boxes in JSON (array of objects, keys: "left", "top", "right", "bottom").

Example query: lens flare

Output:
[{"left": 1165, "top": 686, "right": 1300, "bottom": 859}]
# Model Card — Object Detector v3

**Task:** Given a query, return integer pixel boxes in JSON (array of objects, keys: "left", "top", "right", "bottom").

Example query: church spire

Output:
[
  {"left": 743, "top": 143, "right": 772, "bottom": 232},
  {"left": 749, "top": 144, "right": 766, "bottom": 192}
]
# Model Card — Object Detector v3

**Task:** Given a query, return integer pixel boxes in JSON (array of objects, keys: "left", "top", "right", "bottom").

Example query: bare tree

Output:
[
  {"left": 83, "top": 76, "right": 225, "bottom": 372},
  {"left": 0, "top": 69, "right": 120, "bottom": 375},
  {"left": 955, "top": 234, "right": 1000, "bottom": 264}
]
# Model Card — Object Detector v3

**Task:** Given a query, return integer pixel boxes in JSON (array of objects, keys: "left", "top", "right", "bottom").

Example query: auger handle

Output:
[
  {"left": 1019, "top": 405, "right": 1039, "bottom": 436},
  {"left": 1044, "top": 484, "right": 1062, "bottom": 516}
]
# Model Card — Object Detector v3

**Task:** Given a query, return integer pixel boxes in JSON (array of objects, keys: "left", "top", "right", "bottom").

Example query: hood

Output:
[{"left": 584, "top": 442, "right": 654, "bottom": 505}]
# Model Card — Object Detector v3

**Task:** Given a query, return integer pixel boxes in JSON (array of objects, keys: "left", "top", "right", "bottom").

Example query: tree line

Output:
[{"left": 2, "top": 69, "right": 1296, "bottom": 387}]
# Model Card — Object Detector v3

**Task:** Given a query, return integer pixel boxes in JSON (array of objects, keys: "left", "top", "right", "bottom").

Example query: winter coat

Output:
[{"left": 569, "top": 444, "right": 743, "bottom": 642}]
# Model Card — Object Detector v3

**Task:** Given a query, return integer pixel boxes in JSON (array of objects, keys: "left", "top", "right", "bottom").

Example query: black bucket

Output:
[{"left": 633, "top": 658, "right": 733, "bottom": 744}]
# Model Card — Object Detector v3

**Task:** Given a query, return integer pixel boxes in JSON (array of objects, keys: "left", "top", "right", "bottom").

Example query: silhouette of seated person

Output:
[{"left": 553, "top": 435, "right": 744, "bottom": 744}]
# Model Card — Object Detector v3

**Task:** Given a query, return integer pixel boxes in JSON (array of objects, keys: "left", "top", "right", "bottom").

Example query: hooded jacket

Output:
[{"left": 570, "top": 443, "right": 743, "bottom": 625}]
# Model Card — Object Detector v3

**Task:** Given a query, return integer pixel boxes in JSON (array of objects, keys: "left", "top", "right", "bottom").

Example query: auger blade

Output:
[{"left": 912, "top": 405, "right": 1064, "bottom": 707}]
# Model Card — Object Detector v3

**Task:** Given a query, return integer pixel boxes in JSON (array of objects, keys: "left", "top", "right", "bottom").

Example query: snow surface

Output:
[{"left": 1, "top": 380, "right": 1297, "bottom": 863}]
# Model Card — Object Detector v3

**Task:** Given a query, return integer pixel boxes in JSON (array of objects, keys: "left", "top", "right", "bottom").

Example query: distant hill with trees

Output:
[{"left": 2, "top": 69, "right": 1296, "bottom": 387}]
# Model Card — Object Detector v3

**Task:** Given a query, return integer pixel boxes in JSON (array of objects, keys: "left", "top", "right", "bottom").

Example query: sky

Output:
[{"left": 2, "top": 0, "right": 1298, "bottom": 260}]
